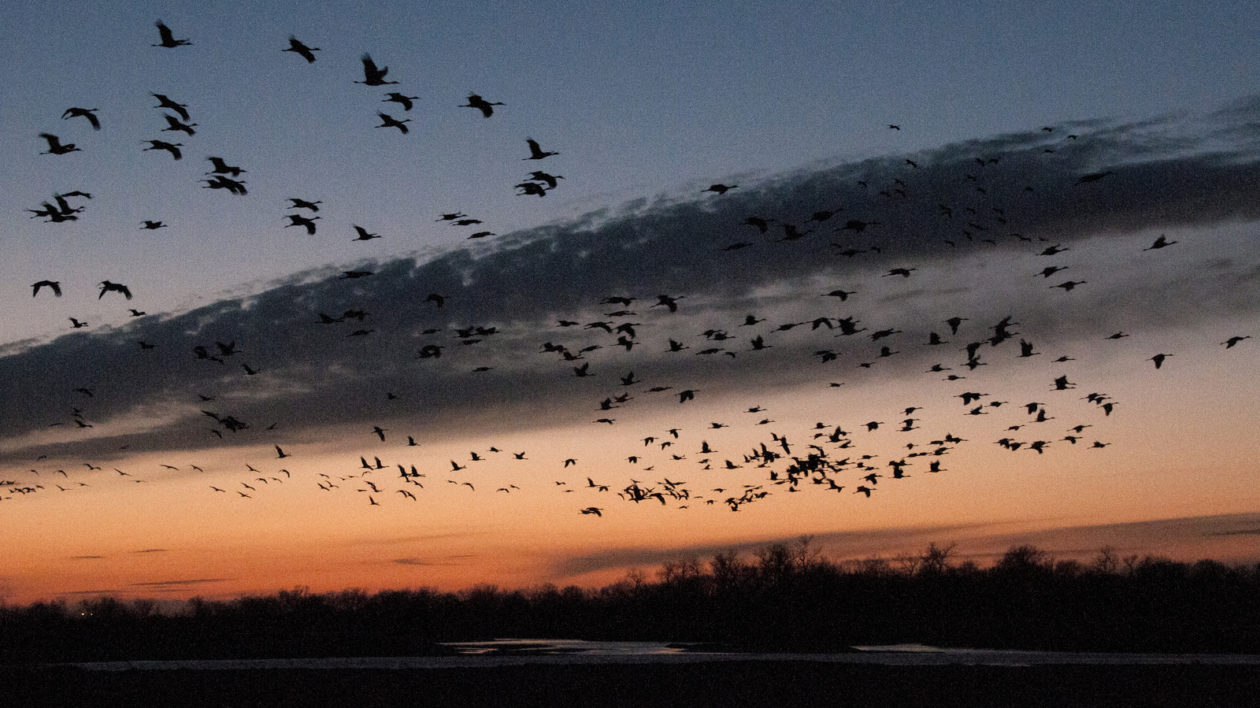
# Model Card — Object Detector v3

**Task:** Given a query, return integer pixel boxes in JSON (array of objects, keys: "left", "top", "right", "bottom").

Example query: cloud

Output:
[
  {"left": 129, "top": 578, "right": 227, "bottom": 588},
  {"left": 2, "top": 98, "right": 1258, "bottom": 464},
  {"left": 549, "top": 513, "right": 1260, "bottom": 579},
  {"left": 392, "top": 555, "right": 476, "bottom": 567}
]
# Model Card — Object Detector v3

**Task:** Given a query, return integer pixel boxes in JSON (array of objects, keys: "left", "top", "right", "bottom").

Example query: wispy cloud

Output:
[{"left": 2, "top": 99, "right": 1258, "bottom": 465}]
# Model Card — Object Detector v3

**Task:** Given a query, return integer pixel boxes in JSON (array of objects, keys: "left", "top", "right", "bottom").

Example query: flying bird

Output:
[
  {"left": 61, "top": 107, "right": 100, "bottom": 130},
  {"left": 524, "top": 138, "right": 558, "bottom": 160},
  {"left": 151, "top": 93, "right": 190, "bottom": 121},
  {"left": 98, "top": 281, "right": 132, "bottom": 299},
  {"left": 383, "top": 93, "right": 419, "bottom": 111},
  {"left": 461, "top": 93, "right": 504, "bottom": 117},
  {"left": 376, "top": 112, "right": 411, "bottom": 134},
  {"left": 143, "top": 139, "right": 182, "bottom": 160},
  {"left": 283, "top": 36, "right": 320, "bottom": 62},
  {"left": 38, "top": 133, "right": 80, "bottom": 155},
  {"left": 32, "top": 280, "right": 62, "bottom": 297},
  {"left": 152, "top": 20, "right": 191, "bottom": 48},
  {"left": 355, "top": 54, "right": 398, "bottom": 85}
]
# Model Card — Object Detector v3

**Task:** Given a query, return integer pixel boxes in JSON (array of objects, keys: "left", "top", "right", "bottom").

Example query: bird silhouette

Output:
[
  {"left": 355, "top": 54, "right": 398, "bottom": 85},
  {"left": 152, "top": 20, "right": 191, "bottom": 48},
  {"left": 288, "top": 197, "right": 321, "bottom": 211},
  {"left": 461, "top": 93, "right": 504, "bottom": 117},
  {"left": 61, "top": 107, "right": 100, "bottom": 130},
  {"left": 283, "top": 36, "right": 320, "bottom": 62},
  {"left": 98, "top": 281, "right": 132, "bottom": 299},
  {"left": 284, "top": 214, "right": 320, "bottom": 234},
  {"left": 524, "top": 138, "right": 558, "bottom": 160},
  {"left": 32, "top": 280, "right": 62, "bottom": 297},
  {"left": 151, "top": 93, "right": 190, "bottom": 121},
  {"left": 161, "top": 113, "right": 197, "bottom": 135},
  {"left": 143, "top": 139, "right": 182, "bottom": 160},
  {"left": 376, "top": 112, "right": 411, "bottom": 133},
  {"left": 383, "top": 93, "right": 419, "bottom": 111},
  {"left": 38, "top": 133, "right": 80, "bottom": 155}
]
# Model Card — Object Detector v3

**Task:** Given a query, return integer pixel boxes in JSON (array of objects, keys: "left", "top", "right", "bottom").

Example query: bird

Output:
[
  {"left": 161, "top": 113, "right": 197, "bottom": 135},
  {"left": 355, "top": 54, "right": 398, "bottom": 85},
  {"left": 287, "top": 198, "right": 321, "bottom": 212},
  {"left": 376, "top": 112, "right": 411, "bottom": 134},
  {"left": 152, "top": 20, "right": 191, "bottom": 48},
  {"left": 703, "top": 184, "right": 737, "bottom": 195},
  {"left": 275, "top": 445, "right": 291, "bottom": 459},
  {"left": 283, "top": 36, "right": 320, "bottom": 62},
  {"left": 32, "top": 280, "right": 62, "bottom": 297},
  {"left": 38, "top": 133, "right": 80, "bottom": 155},
  {"left": 98, "top": 281, "right": 132, "bottom": 299},
  {"left": 524, "top": 138, "right": 558, "bottom": 160},
  {"left": 151, "top": 93, "right": 190, "bottom": 121},
  {"left": 143, "top": 139, "right": 182, "bottom": 160},
  {"left": 1222, "top": 336, "right": 1251, "bottom": 349},
  {"left": 383, "top": 93, "right": 419, "bottom": 111},
  {"left": 206, "top": 156, "right": 245, "bottom": 176},
  {"left": 61, "top": 107, "right": 100, "bottom": 130},
  {"left": 284, "top": 214, "right": 320, "bottom": 234},
  {"left": 352, "top": 225, "right": 381, "bottom": 241},
  {"left": 1143, "top": 234, "right": 1178, "bottom": 251},
  {"left": 141, "top": 220, "right": 167, "bottom": 230},
  {"left": 1149, "top": 353, "right": 1172, "bottom": 369},
  {"left": 461, "top": 93, "right": 504, "bottom": 117},
  {"left": 526, "top": 171, "right": 563, "bottom": 189}
]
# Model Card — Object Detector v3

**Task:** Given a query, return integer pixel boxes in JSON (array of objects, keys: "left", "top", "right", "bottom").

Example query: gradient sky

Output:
[{"left": 2, "top": 2, "right": 1260, "bottom": 606}]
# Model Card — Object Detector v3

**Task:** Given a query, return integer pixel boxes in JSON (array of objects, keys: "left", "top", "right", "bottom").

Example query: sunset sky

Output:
[{"left": 3, "top": 2, "right": 1259, "bottom": 606}]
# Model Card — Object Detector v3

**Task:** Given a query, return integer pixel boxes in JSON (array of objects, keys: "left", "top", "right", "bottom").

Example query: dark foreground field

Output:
[{"left": 7, "top": 662, "right": 1260, "bottom": 707}]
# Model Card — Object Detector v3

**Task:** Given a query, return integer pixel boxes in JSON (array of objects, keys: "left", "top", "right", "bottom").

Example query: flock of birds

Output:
[{"left": 4, "top": 22, "right": 1254, "bottom": 532}]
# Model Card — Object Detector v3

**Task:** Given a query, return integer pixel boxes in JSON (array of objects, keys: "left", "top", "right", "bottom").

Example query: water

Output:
[{"left": 55, "top": 639, "right": 1260, "bottom": 671}]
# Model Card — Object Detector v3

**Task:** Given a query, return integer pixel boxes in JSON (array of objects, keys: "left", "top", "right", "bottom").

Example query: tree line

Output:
[{"left": 4, "top": 540, "right": 1260, "bottom": 662}]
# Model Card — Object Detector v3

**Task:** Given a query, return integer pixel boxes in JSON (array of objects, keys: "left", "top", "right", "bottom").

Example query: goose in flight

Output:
[
  {"left": 1143, "top": 234, "right": 1177, "bottom": 251},
  {"left": 151, "top": 93, "right": 190, "bottom": 121},
  {"left": 98, "top": 280, "right": 132, "bottom": 299},
  {"left": 352, "top": 225, "right": 381, "bottom": 241},
  {"left": 283, "top": 36, "right": 320, "bottom": 62},
  {"left": 152, "top": 20, "right": 191, "bottom": 48},
  {"left": 141, "top": 220, "right": 167, "bottom": 230},
  {"left": 288, "top": 197, "right": 321, "bottom": 211},
  {"left": 38, "top": 133, "right": 80, "bottom": 155},
  {"left": 62, "top": 107, "right": 100, "bottom": 130},
  {"left": 1222, "top": 335, "right": 1251, "bottom": 349},
  {"left": 383, "top": 93, "right": 419, "bottom": 111},
  {"left": 526, "top": 171, "right": 563, "bottom": 189},
  {"left": 161, "top": 113, "right": 197, "bottom": 135},
  {"left": 284, "top": 213, "right": 319, "bottom": 234},
  {"left": 206, "top": 156, "right": 245, "bottom": 176},
  {"left": 355, "top": 54, "right": 398, "bottom": 85},
  {"left": 376, "top": 112, "right": 410, "bottom": 133},
  {"left": 32, "top": 280, "right": 62, "bottom": 297},
  {"left": 461, "top": 93, "right": 504, "bottom": 117},
  {"left": 143, "top": 139, "right": 182, "bottom": 160},
  {"left": 524, "top": 138, "right": 558, "bottom": 160}
]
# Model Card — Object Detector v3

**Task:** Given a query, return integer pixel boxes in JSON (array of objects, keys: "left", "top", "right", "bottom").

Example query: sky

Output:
[{"left": 2, "top": 1, "right": 1260, "bottom": 606}]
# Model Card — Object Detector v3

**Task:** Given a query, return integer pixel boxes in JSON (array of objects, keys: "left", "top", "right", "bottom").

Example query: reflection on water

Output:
[{"left": 60, "top": 639, "right": 1260, "bottom": 671}]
